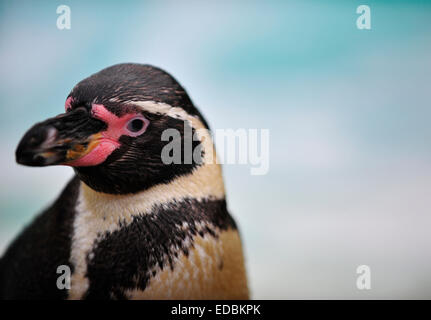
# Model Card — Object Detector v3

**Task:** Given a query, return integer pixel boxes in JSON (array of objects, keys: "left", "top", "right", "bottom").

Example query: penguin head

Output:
[{"left": 16, "top": 64, "right": 209, "bottom": 194}]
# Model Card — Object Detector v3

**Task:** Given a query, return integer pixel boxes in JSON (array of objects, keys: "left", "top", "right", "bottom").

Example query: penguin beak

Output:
[{"left": 16, "top": 108, "right": 106, "bottom": 167}]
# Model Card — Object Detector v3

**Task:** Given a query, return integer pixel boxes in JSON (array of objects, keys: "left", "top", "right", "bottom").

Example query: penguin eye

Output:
[
  {"left": 125, "top": 116, "right": 149, "bottom": 137},
  {"left": 128, "top": 119, "right": 144, "bottom": 132}
]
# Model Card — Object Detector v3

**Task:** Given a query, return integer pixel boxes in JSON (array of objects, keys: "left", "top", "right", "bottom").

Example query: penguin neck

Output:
[
  {"left": 78, "top": 160, "right": 225, "bottom": 225},
  {"left": 76, "top": 113, "right": 226, "bottom": 229}
]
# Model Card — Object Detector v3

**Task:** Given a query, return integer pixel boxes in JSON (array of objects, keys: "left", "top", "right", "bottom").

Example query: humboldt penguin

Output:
[{"left": 0, "top": 63, "right": 249, "bottom": 300}]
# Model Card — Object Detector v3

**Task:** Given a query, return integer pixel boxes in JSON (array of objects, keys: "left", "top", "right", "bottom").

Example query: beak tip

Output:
[
  {"left": 15, "top": 146, "right": 27, "bottom": 166},
  {"left": 15, "top": 123, "right": 63, "bottom": 167},
  {"left": 15, "top": 151, "right": 44, "bottom": 167},
  {"left": 15, "top": 142, "right": 59, "bottom": 167}
]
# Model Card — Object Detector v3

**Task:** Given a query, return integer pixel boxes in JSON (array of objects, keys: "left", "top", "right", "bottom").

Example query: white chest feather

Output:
[{"left": 67, "top": 159, "right": 225, "bottom": 299}]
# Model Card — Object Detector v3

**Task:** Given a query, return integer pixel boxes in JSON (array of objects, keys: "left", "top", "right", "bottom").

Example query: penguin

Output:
[{"left": 0, "top": 63, "right": 249, "bottom": 300}]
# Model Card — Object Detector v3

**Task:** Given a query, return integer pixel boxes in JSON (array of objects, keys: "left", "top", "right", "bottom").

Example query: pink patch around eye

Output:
[
  {"left": 91, "top": 104, "right": 149, "bottom": 140},
  {"left": 65, "top": 104, "right": 149, "bottom": 167},
  {"left": 65, "top": 97, "right": 74, "bottom": 111}
]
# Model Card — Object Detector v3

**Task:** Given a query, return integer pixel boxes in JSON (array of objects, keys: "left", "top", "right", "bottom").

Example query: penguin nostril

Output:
[
  {"left": 28, "top": 126, "right": 58, "bottom": 149},
  {"left": 28, "top": 136, "right": 38, "bottom": 146},
  {"left": 27, "top": 131, "right": 45, "bottom": 147}
]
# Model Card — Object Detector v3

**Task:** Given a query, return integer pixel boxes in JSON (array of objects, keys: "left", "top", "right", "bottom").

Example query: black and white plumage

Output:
[{"left": 0, "top": 64, "right": 249, "bottom": 300}]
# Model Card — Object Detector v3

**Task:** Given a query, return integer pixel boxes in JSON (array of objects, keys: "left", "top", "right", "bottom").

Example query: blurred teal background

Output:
[{"left": 1, "top": 0, "right": 431, "bottom": 298}]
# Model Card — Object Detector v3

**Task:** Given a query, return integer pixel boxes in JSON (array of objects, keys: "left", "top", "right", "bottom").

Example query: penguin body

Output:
[
  {"left": 0, "top": 64, "right": 248, "bottom": 299},
  {"left": 0, "top": 177, "right": 79, "bottom": 299}
]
